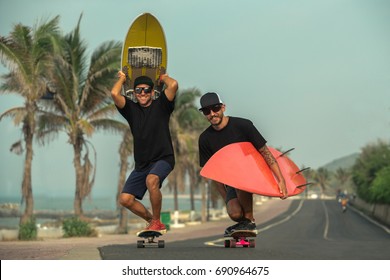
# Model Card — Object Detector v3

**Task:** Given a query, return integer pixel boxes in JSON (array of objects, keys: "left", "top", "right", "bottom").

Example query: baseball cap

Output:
[
  {"left": 199, "top": 92, "right": 223, "bottom": 110},
  {"left": 134, "top": 76, "right": 154, "bottom": 89}
]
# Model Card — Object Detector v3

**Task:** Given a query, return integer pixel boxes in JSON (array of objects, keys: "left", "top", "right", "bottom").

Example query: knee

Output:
[
  {"left": 146, "top": 174, "right": 160, "bottom": 191},
  {"left": 119, "top": 194, "right": 135, "bottom": 209}
]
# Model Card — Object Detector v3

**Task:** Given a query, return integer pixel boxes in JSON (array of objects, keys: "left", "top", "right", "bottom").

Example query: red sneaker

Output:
[{"left": 146, "top": 219, "right": 167, "bottom": 233}]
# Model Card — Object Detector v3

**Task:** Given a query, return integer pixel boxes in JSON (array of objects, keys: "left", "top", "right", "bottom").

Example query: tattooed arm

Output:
[{"left": 258, "top": 145, "right": 288, "bottom": 199}]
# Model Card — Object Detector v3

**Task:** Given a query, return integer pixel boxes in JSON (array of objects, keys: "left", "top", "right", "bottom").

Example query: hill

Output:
[{"left": 321, "top": 153, "right": 360, "bottom": 172}]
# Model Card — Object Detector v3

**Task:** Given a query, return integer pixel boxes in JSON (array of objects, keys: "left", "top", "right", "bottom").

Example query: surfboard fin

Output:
[
  {"left": 296, "top": 182, "right": 313, "bottom": 189},
  {"left": 280, "top": 148, "right": 295, "bottom": 157},
  {"left": 296, "top": 167, "right": 310, "bottom": 174}
]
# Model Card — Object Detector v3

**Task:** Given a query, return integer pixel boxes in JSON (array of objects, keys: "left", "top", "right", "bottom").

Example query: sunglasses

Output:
[
  {"left": 201, "top": 104, "right": 222, "bottom": 115},
  {"left": 134, "top": 87, "right": 152, "bottom": 94}
]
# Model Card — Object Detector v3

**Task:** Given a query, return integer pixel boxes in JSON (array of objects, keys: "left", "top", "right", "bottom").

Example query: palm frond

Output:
[
  {"left": 87, "top": 103, "right": 117, "bottom": 120},
  {"left": 81, "top": 40, "right": 121, "bottom": 112},
  {"left": 10, "top": 140, "right": 23, "bottom": 155},
  {"left": 79, "top": 118, "right": 94, "bottom": 137},
  {"left": 0, "top": 107, "right": 27, "bottom": 125},
  {"left": 90, "top": 119, "right": 128, "bottom": 134}
]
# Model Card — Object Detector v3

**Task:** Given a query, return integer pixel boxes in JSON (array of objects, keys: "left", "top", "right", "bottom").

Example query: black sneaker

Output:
[
  {"left": 224, "top": 219, "right": 257, "bottom": 235},
  {"left": 224, "top": 222, "right": 240, "bottom": 236},
  {"left": 233, "top": 219, "right": 257, "bottom": 231}
]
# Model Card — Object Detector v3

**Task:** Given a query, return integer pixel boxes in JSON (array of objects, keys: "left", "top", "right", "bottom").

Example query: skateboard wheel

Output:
[
  {"left": 137, "top": 240, "right": 145, "bottom": 248},
  {"left": 224, "top": 240, "right": 230, "bottom": 248},
  {"left": 249, "top": 240, "right": 256, "bottom": 248},
  {"left": 158, "top": 240, "right": 165, "bottom": 248}
]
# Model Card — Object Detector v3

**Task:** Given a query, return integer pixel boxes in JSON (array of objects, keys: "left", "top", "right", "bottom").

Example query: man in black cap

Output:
[
  {"left": 111, "top": 72, "right": 178, "bottom": 232},
  {"left": 198, "top": 92, "right": 288, "bottom": 235}
]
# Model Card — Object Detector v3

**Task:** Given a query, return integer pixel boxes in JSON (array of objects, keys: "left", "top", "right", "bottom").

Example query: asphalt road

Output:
[{"left": 99, "top": 199, "right": 390, "bottom": 260}]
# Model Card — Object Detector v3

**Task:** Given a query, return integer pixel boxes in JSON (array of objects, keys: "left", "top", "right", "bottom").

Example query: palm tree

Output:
[
  {"left": 334, "top": 167, "right": 351, "bottom": 191},
  {"left": 0, "top": 16, "right": 61, "bottom": 225},
  {"left": 167, "top": 88, "right": 208, "bottom": 214},
  {"left": 38, "top": 15, "right": 123, "bottom": 218},
  {"left": 314, "top": 167, "right": 331, "bottom": 198}
]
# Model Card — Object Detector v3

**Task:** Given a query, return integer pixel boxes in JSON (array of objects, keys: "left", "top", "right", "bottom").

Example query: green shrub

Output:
[
  {"left": 352, "top": 140, "right": 390, "bottom": 203},
  {"left": 62, "top": 217, "right": 94, "bottom": 237},
  {"left": 19, "top": 217, "right": 37, "bottom": 240}
]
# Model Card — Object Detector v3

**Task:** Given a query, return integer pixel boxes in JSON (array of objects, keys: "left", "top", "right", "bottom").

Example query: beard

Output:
[{"left": 209, "top": 115, "right": 223, "bottom": 126}]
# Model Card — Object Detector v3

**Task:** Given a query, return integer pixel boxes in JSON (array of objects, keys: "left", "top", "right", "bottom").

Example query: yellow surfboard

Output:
[{"left": 121, "top": 13, "right": 167, "bottom": 98}]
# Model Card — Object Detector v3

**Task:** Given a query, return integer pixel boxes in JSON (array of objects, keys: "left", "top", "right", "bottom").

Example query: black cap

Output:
[
  {"left": 199, "top": 92, "right": 223, "bottom": 110},
  {"left": 134, "top": 76, "right": 154, "bottom": 88}
]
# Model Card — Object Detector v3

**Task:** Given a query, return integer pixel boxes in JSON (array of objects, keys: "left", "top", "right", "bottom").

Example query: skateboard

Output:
[
  {"left": 224, "top": 230, "right": 257, "bottom": 248},
  {"left": 136, "top": 230, "right": 165, "bottom": 248},
  {"left": 121, "top": 13, "right": 167, "bottom": 101}
]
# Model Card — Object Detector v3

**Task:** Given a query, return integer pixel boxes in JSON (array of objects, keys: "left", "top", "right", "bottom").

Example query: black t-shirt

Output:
[
  {"left": 198, "top": 117, "right": 267, "bottom": 167},
  {"left": 117, "top": 92, "right": 175, "bottom": 170}
]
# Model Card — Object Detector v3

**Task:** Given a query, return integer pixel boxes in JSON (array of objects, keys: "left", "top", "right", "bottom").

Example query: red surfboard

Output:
[{"left": 200, "top": 142, "right": 308, "bottom": 197}]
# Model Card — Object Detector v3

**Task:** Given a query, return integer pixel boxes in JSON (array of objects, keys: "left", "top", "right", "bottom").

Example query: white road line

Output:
[{"left": 321, "top": 200, "right": 331, "bottom": 240}]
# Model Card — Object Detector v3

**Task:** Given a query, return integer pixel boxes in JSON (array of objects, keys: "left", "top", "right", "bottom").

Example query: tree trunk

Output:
[
  {"left": 201, "top": 180, "right": 207, "bottom": 223},
  {"left": 118, "top": 208, "right": 128, "bottom": 234},
  {"left": 174, "top": 182, "right": 179, "bottom": 211},
  {"left": 74, "top": 192, "right": 83, "bottom": 217},
  {"left": 116, "top": 153, "right": 129, "bottom": 234},
  {"left": 73, "top": 142, "right": 84, "bottom": 217},
  {"left": 20, "top": 126, "right": 34, "bottom": 225},
  {"left": 189, "top": 168, "right": 195, "bottom": 212}
]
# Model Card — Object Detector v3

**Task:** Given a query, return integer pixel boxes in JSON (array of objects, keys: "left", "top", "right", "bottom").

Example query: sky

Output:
[{"left": 1, "top": 0, "right": 389, "bottom": 199}]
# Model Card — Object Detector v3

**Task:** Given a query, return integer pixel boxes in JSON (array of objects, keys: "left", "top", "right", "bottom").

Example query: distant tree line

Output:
[{"left": 303, "top": 139, "right": 390, "bottom": 205}]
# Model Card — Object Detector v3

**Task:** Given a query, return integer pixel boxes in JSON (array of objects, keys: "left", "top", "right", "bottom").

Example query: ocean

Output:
[{"left": 0, "top": 194, "right": 204, "bottom": 229}]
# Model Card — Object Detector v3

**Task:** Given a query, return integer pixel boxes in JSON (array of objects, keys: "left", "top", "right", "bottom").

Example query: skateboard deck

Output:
[
  {"left": 136, "top": 230, "right": 165, "bottom": 248},
  {"left": 224, "top": 230, "right": 257, "bottom": 248},
  {"left": 200, "top": 142, "right": 310, "bottom": 197},
  {"left": 121, "top": 13, "right": 167, "bottom": 100}
]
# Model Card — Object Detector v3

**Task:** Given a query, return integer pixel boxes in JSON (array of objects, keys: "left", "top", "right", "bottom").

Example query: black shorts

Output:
[
  {"left": 225, "top": 185, "right": 238, "bottom": 204},
  {"left": 122, "top": 160, "right": 173, "bottom": 200}
]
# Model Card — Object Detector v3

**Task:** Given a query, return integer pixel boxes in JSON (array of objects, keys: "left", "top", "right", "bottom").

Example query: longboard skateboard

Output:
[
  {"left": 224, "top": 230, "right": 257, "bottom": 248},
  {"left": 121, "top": 13, "right": 167, "bottom": 101},
  {"left": 136, "top": 230, "right": 165, "bottom": 248}
]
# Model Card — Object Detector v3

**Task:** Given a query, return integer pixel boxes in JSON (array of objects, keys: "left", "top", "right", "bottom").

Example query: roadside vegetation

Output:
[{"left": 352, "top": 140, "right": 390, "bottom": 204}]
